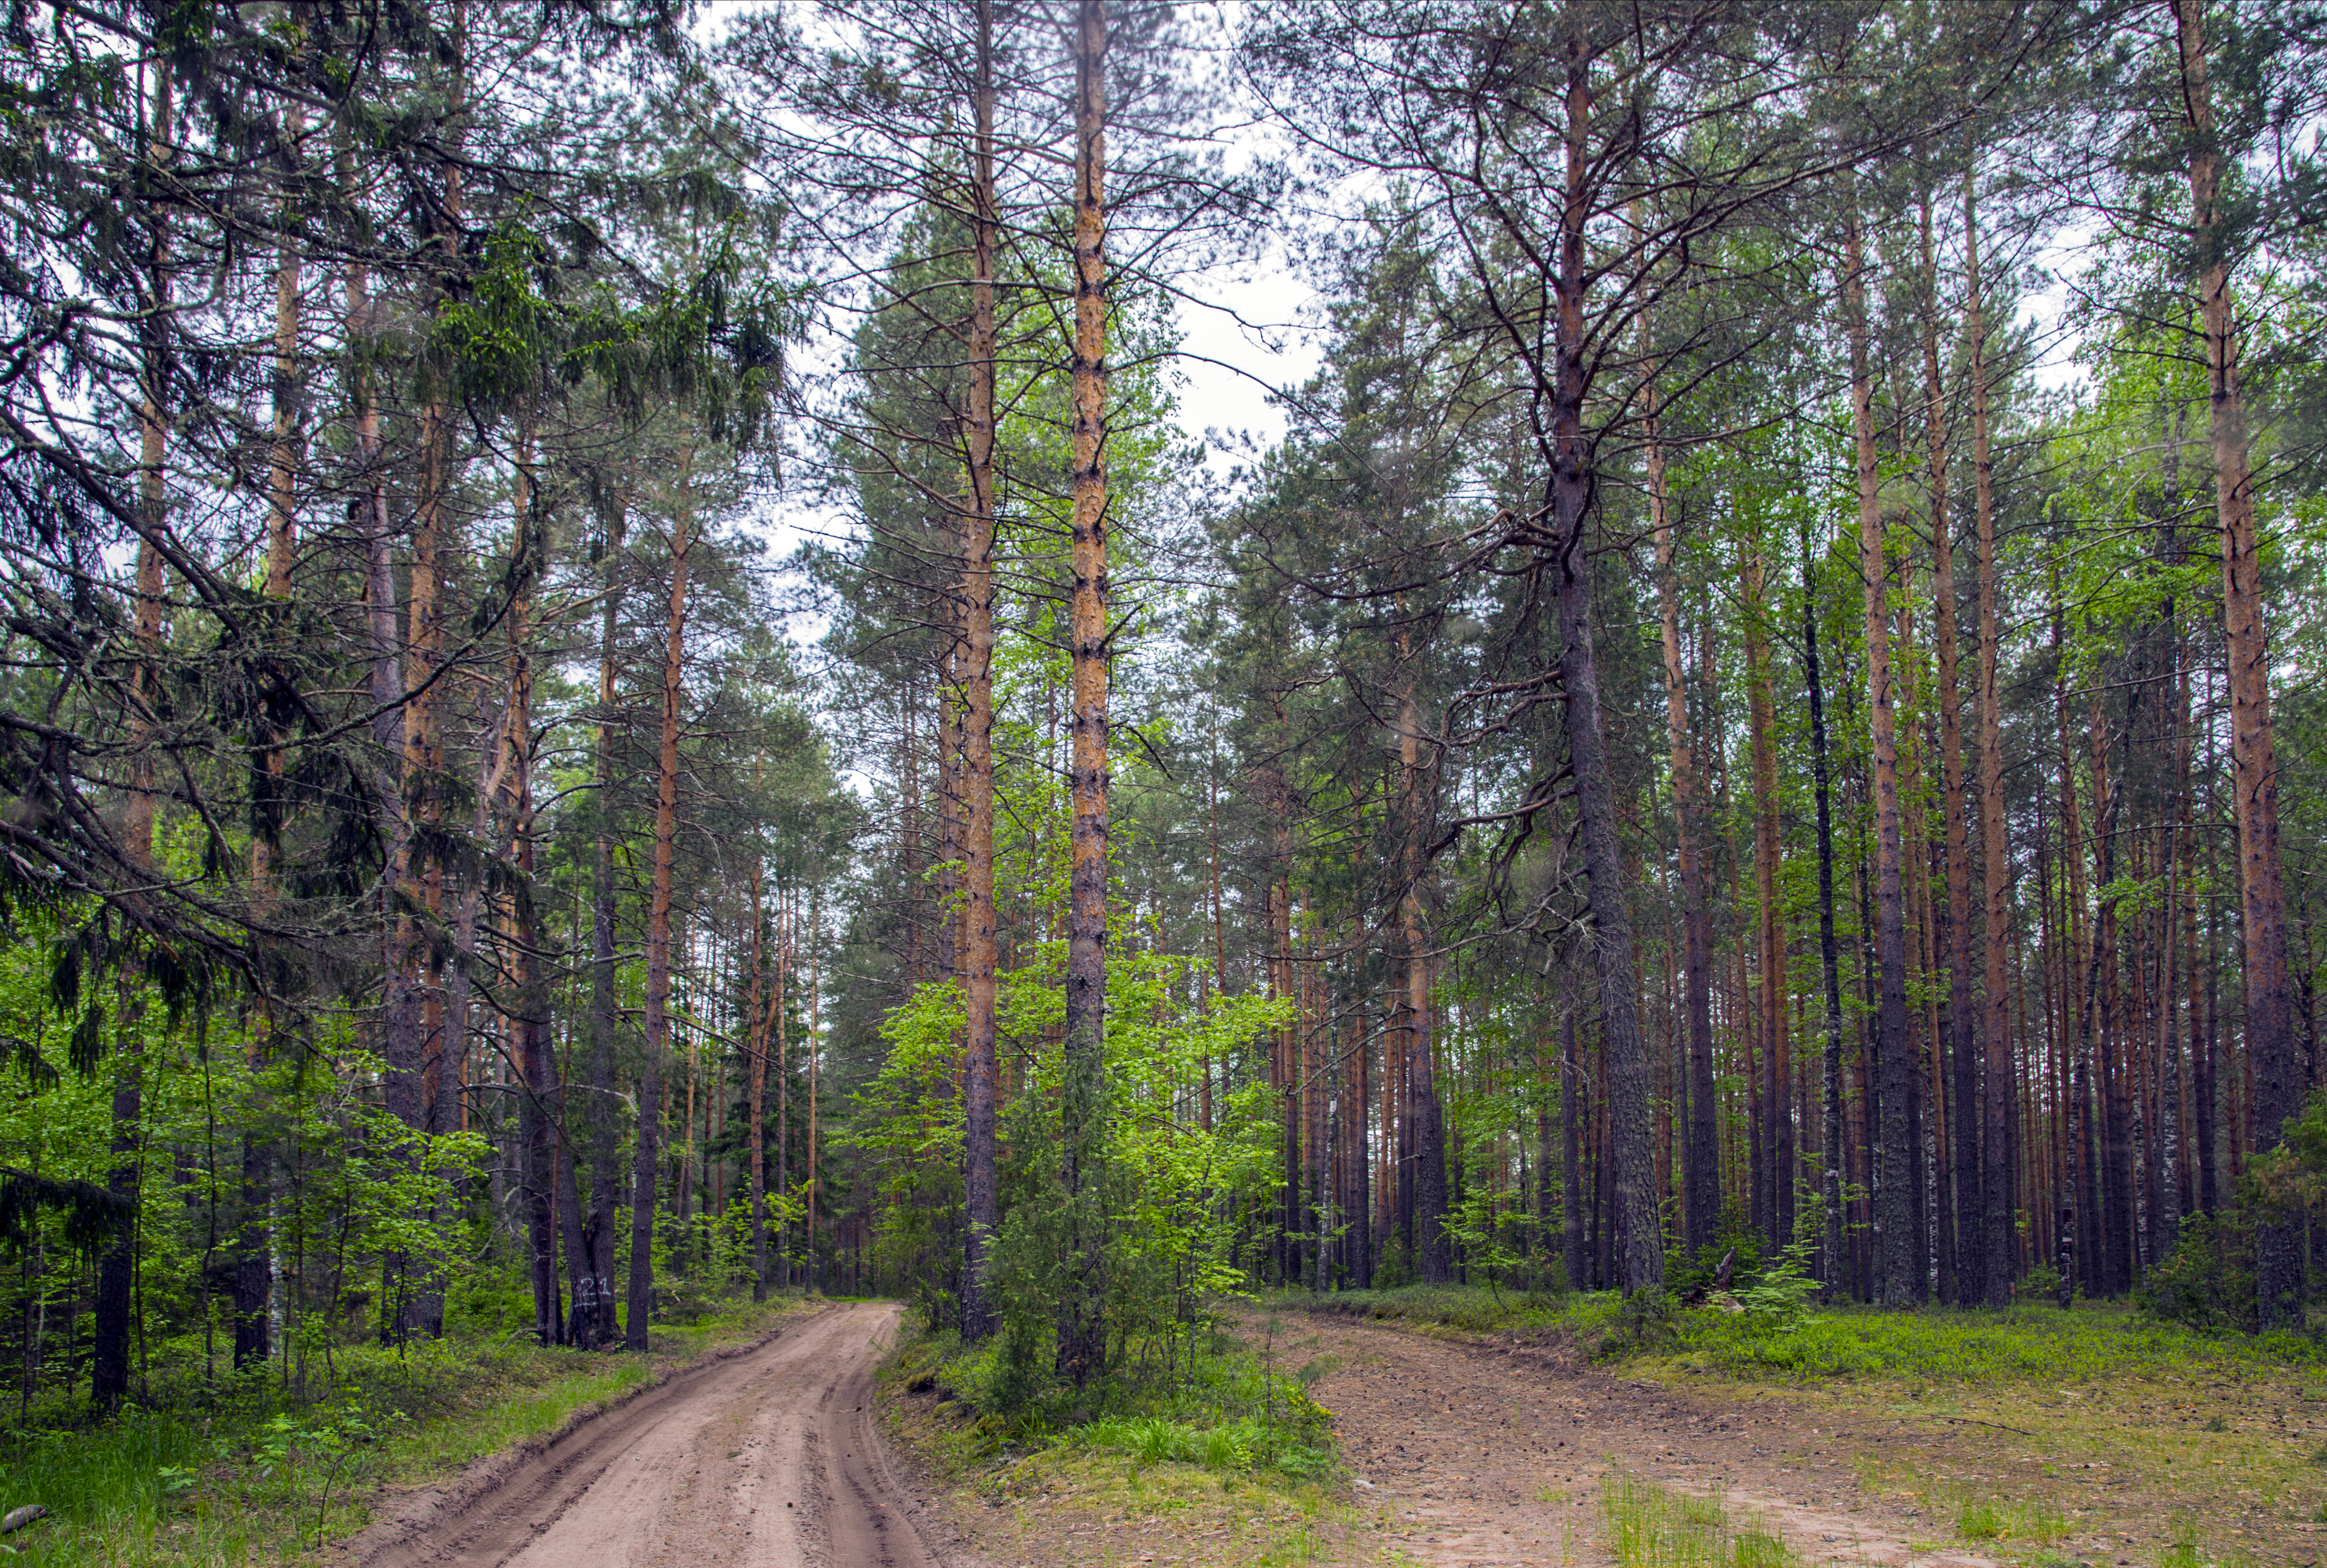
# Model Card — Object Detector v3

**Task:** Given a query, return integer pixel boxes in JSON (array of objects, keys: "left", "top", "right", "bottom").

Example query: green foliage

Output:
[
  {"left": 1070, "top": 1414, "right": 1334, "bottom": 1480},
  {"left": 1367, "top": 1240, "right": 1413, "bottom": 1291},
  {"left": 857, "top": 941, "right": 1291, "bottom": 1408},
  {"left": 2137, "top": 1213, "right": 2257, "bottom": 1333},
  {"left": 902, "top": 1299, "right": 1335, "bottom": 1480},
  {"left": 1662, "top": 1300, "right": 2323, "bottom": 1384},
  {"left": 1729, "top": 1189, "right": 1826, "bottom": 1333}
]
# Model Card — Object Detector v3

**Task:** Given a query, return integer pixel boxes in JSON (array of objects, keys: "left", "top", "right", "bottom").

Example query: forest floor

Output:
[{"left": 888, "top": 1292, "right": 2327, "bottom": 1568}]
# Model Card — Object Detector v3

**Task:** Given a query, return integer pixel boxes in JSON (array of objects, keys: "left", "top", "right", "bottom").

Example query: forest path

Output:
[
  {"left": 357, "top": 1301, "right": 979, "bottom": 1568},
  {"left": 1277, "top": 1312, "right": 2005, "bottom": 1568}
]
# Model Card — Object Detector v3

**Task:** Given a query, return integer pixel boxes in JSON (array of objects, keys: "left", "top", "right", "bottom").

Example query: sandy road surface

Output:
[
  {"left": 1288, "top": 1313, "right": 2003, "bottom": 1568},
  {"left": 360, "top": 1301, "right": 975, "bottom": 1568}
]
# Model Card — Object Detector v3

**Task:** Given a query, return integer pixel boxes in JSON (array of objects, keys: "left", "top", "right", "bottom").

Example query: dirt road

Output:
[
  {"left": 1287, "top": 1312, "right": 2004, "bottom": 1568},
  {"left": 360, "top": 1301, "right": 974, "bottom": 1568}
]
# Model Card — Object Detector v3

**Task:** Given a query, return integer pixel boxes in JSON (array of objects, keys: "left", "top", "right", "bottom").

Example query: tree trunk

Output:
[
  {"left": 576, "top": 509, "right": 627, "bottom": 1347},
  {"left": 1744, "top": 540, "right": 1789, "bottom": 1250},
  {"left": 390, "top": 61, "right": 466, "bottom": 1342},
  {"left": 2173, "top": 0, "right": 2299, "bottom": 1326},
  {"left": 957, "top": 0, "right": 1002, "bottom": 1343},
  {"left": 1561, "top": 973, "right": 1585, "bottom": 1291},
  {"left": 1965, "top": 169, "right": 2015, "bottom": 1310},
  {"left": 777, "top": 889, "right": 793, "bottom": 1290},
  {"left": 747, "top": 842, "right": 770, "bottom": 1302},
  {"left": 1651, "top": 387, "right": 1717, "bottom": 1259},
  {"left": 1920, "top": 191, "right": 1980, "bottom": 1306},
  {"left": 1506, "top": 39, "right": 1661, "bottom": 1298},
  {"left": 628, "top": 490, "right": 693, "bottom": 1352},
  {"left": 1397, "top": 670, "right": 1451, "bottom": 1283},
  {"left": 98, "top": 70, "right": 177, "bottom": 1404},
  {"left": 1802, "top": 530, "right": 1849, "bottom": 1295},
  {"left": 1843, "top": 206, "right": 1915, "bottom": 1307},
  {"left": 1056, "top": 0, "right": 1111, "bottom": 1388},
  {"left": 503, "top": 445, "right": 560, "bottom": 1346}
]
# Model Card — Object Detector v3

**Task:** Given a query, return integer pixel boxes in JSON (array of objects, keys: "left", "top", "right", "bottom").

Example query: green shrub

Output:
[{"left": 2136, "top": 1213, "right": 2255, "bottom": 1332}]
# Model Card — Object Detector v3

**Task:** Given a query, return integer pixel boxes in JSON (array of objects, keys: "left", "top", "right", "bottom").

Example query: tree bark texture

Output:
[
  {"left": 1056, "top": 0, "right": 1111, "bottom": 1389},
  {"left": 2173, "top": 0, "right": 2299, "bottom": 1326},
  {"left": 1844, "top": 206, "right": 1915, "bottom": 1307},
  {"left": 1651, "top": 390, "right": 1717, "bottom": 1259},
  {"left": 1966, "top": 169, "right": 2015, "bottom": 1310},
  {"left": 628, "top": 493, "right": 692, "bottom": 1352},
  {"left": 958, "top": 0, "right": 1002, "bottom": 1342}
]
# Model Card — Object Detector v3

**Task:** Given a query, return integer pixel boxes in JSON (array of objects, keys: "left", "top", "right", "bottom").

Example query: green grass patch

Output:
[
  {"left": 885, "top": 1306, "right": 1338, "bottom": 1482},
  {"left": 1267, "top": 1282, "right": 1627, "bottom": 1342},
  {"left": 882, "top": 1318, "right": 1364, "bottom": 1568},
  {"left": 1950, "top": 1491, "right": 2067, "bottom": 1545},
  {"left": 1655, "top": 1298, "right": 2325, "bottom": 1386},
  {"left": 1599, "top": 1466, "right": 1795, "bottom": 1568}
]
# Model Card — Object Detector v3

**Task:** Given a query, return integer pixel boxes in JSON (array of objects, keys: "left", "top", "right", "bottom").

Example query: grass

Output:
[
  {"left": 884, "top": 1385, "right": 1367, "bottom": 1566},
  {"left": 1659, "top": 1297, "right": 2326, "bottom": 1386},
  {"left": 1598, "top": 1466, "right": 1795, "bottom": 1568},
  {"left": 1948, "top": 1490, "right": 2068, "bottom": 1544},
  {"left": 880, "top": 1310, "right": 1387, "bottom": 1565},
  {"left": 1275, "top": 1280, "right": 2325, "bottom": 1389},
  {"left": 887, "top": 1307, "right": 1339, "bottom": 1476},
  {"left": 1270, "top": 1283, "right": 1625, "bottom": 1342},
  {"left": 0, "top": 1291, "right": 822, "bottom": 1567}
]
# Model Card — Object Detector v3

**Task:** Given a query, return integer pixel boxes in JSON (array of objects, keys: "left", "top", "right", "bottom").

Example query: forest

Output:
[{"left": 0, "top": 0, "right": 2323, "bottom": 1443}]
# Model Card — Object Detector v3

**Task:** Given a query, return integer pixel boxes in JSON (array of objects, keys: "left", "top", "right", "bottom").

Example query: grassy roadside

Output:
[
  {"left": 876, "top": 1310, "right": 1383, "bottom": 1567},
  {"left": 0, "top": 1292, "right": 827, "bottom": 1568},
  {"left": 1272, "top": 1284, "right": 2327, "bottom": 1565}
]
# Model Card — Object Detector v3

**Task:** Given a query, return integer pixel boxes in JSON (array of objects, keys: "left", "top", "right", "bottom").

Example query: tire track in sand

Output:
[{"left": 357, "top": 1301, "right": 975, "bottom": 1568}]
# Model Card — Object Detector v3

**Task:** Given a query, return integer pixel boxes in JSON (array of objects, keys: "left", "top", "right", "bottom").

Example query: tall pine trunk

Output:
[
  {"left": 1056, "top": 0, "right": 1112, "bottom": 1388},
  {"left": 348, "top": 161, "right": 402, "bottom": 1359},
  {"left": 1397, "top": 669, "right": 1451, "bottom": 1282},
  {"left": 958, "top": 0, "right": 1002, "bottom": 1342},
  {"left": 98, "top": 66, "right": 177, "bottom": 1405},
  {"left": 628, "top": 491, "right": 693, "bottom": 1351},
  {"left": 1922, "top": 192, "right": 1980, "bottom": 1305},
  {"left": 1744, "top": 540, "right": 1789, "bottom": 1251},
  {"left": 747, "top": 840, "right": 770, "bottom": 1301},
  {"left": 2172, "top": 0, "right": 2299, "bottom": 1326},
  {"left": 503, "top": 448, "right": 562, "bottom": 1345},
  {"left": 577, "top": 510, "right": 627, "bottom": 1346},
  {"left": 1967, "top": 169, "right": 2015, "bottom": 1310},
  {"left": 1843, "top": 205, "right": 1915, "bottom": 1307},
  {"left": 1802, "top": 533, "right": 1849, "bottom": 1295},
  {"left": 1536, "top": 43, "right": 1658, "bottom": 1296},
  {"left": 1651, "top": 388, "right": 1716, "bottom": 1258}
]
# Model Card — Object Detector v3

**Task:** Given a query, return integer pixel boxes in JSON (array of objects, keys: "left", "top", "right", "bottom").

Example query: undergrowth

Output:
[
  {"left": 1276, "top": 1280, "right": 2323, "bottom": 1390},
  {"left": 1659, "top": 1297, "right": 2326, "bottom": 1386},
  {"left": 884, "top": 1306, "right": 1336, "bottom": 1480}
]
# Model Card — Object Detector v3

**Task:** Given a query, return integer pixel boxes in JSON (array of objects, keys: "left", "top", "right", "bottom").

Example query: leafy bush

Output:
[{"left": 2136, "top": 1213, "right": 2256, "bottom": 1331}]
